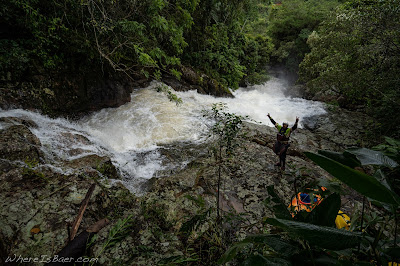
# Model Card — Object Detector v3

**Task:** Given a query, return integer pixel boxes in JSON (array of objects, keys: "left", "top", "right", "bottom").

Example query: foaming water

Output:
[
  {"left": 0, "top": 77, "right": 325, "bottom": 194},
  {"left": 80, "top": 84, "right": 211, "bottom": 152},
  {"left": 172, "top": 77, "right": 326, "bottom": 128}
]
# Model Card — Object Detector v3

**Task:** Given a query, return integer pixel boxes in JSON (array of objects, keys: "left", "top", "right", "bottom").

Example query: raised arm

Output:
[
  {"left": 267, "top": 113, "right": 277, "bottom": 126},
  {"left": 292, "top": 117, "right": 299, "bottom": 131}
]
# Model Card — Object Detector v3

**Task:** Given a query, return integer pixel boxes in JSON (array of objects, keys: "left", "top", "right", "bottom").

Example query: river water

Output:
[{"left": 0, "top": 77, "right": 326, "bottom": 193}]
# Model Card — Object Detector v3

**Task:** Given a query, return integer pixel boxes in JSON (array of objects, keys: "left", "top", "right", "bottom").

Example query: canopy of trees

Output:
[
  {"left": 299, "top": 0, "right": 400, "bottom": 138},
  {"left": 0, "top": 0, "right": 272, "bottom": 89},
  {"left": 267, "top": 0, "right": 340, "bottom": 72}
]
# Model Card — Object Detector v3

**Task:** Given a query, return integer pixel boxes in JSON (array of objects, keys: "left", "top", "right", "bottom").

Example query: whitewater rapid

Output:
[{"left": 0, "top": 77, "right": 326, "bottom": 193}]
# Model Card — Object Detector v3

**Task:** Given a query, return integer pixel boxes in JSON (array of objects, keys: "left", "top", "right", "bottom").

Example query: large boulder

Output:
[
  {"left": 0, "top": 64, "right": 232, "bottom": 117},
  {"left": 0, "top": 67, "right": 149, "bottom": 117},
  {"left": 66, "top": 154, "right": 120, "bottom": 180},
  {"left": 162, "top": 65, "right": 233, "bottom": 97},
  {"left": 299, "top": 107, "right": 369, "bottom": 150},
  {"left": 0, "top": 123, "right": 42, "bottom": 162}
]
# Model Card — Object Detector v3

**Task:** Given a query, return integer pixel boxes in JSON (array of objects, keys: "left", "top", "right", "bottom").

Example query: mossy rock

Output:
[
  {"left": 66, "top": 155, "right": 120, "bottom": 179},
  {"left": 0, "top": 124, "right": 42, "bottom": 161}
]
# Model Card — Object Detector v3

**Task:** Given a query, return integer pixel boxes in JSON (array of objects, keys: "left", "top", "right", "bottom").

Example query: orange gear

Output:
[
  {"left": 287, "top": 187, "right": 351, "bottom": 231},
  {"left": 288, "top": 187, "right": 326, "bottom": 217},
  {"left": 288, "top": 192, "right": 323, "bottom": 217}
]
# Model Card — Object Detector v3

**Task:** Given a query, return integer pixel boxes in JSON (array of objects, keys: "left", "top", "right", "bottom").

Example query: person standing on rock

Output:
[{"left": 267, "top": 113, "right": 299, "bottom": 171}]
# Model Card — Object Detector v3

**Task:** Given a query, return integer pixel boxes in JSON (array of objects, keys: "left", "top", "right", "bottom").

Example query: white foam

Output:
[{"left": 0, "top": 77, "right": 325, "bottom": 194}]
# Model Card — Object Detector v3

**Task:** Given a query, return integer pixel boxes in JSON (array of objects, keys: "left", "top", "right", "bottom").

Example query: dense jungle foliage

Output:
[
  {"left": 1, "top": 0, "right": 399, "bottom": 136},
  {"left": 267, "top": 0, "right": 341, "bottom": 72},
  {"left": 0, "top": 0, "right": 272, "bottom": 89},
  {"left": 299, "top": 0, "right": 400, "bottom": 139}
]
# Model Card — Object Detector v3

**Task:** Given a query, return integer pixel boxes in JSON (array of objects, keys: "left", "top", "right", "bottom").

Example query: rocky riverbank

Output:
[
  {"left": 0, "top": 104, "right": 370, "bottom": 265},
  {"left": 0, "top": 65, "right": 231, "bottom": 118}
]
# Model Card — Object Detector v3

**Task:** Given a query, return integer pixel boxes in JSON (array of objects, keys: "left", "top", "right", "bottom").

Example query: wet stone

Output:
[
  {"left": 0, "top": 102, "right": 372, "bottom": 265},
  {"left": 66, "top": 154, "right": 120, "bottom": 179},
  {"left": 0, "top": 124, "right": 43, "bottom": 161},
  {"left": 0, "top": 116, "right": 38, "bottom": 129}
]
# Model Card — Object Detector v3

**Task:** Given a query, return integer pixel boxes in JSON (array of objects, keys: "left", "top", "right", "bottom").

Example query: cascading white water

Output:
[{"left": 0, "top": 77, "right": 326, "bottom": 193}]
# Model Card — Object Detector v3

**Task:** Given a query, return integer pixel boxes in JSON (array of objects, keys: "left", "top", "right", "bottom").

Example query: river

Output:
[{"left": 0, "top": 77, "right": 326, "bottom": 193}]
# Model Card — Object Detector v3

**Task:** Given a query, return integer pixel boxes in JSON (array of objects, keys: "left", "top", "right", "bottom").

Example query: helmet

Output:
[{"left": 283, "top": 122, "right": 288, "bottom": 127}]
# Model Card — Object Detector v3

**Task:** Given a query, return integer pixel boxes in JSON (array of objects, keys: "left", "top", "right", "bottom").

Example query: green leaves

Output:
[
  {"left": 2, "top": 0, "right": 273, "bottom": 92},
  {"left": 318, "top": 148, "right": 399, "bottom": 168},
  {"left": 318, "top": 150, "right": 361, "bottom": 168},
  {"left": 218, "top": 234, "right": 299, "bottom": 264},
  {"left": 104, "top": 214, "right": 134, "bottom": 248},
  {"left": 218, "top": 242, "right": 251, "bottom": 264},
  {"left": 91, "top": 214, "right": 134, "bottom": 265},
  {"left": 305, "top": 152, "right": 399, "bottom": 205},
  {"left": 205, "top": 103, "right": 247, "bottom": 156},
  {"left": 268, "top": 0, "right": 340, "bottom": 71},
  {"left": 119, "top": 20, "right": 146, "bottom": 34},
  {"left": 185, "top": 0, "right": 273, "bottom": 89},
  {"left": 346, "top": 148, "right": 398, "bottom": 168},
  {"left": 179, "top": 208, "right": 211, "bottom": 234},
  {"left": 374, "top": 137, "right": 400, "bottom": 162},
  {"left": 265, "top": 218, "right": 362, "bottom": 250},
  {"left": 264, "top": 186, "right": 293, "bottom": 220},
  {"left": 155, "top": 84, "right": 182, "bottom": 106},
  {"left": 299, "top": 0, "right": 400, "bottom": 137}
]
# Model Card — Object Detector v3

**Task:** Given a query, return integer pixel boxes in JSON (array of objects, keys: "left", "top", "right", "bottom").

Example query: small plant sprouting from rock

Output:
[
  {"left": 89, "top": 214, "right": 134, "bottom": 265},
  {"left": 203, "top": 103, "right": 248, "bottom": 220}
]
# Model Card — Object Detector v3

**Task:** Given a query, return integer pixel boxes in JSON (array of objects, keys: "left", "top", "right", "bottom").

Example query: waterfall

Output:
[{"left": 0, "top": 77, "right": 326, "bottom": 193}]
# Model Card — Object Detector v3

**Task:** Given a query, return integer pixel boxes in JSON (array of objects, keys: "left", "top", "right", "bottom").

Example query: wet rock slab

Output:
[
  {"left": 65, "top": 154, "right": 120, "bottom": 179},
  {"left": 0, "top": 106, "right": 371, "bottom": 265},
  {"left": 0, "top": 123, "right": 43, "bottom": 162}
]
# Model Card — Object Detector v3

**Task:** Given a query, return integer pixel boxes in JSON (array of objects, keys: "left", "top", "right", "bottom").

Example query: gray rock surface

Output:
[
  {"left": 0, "top": 105, "right": 370, "bottom": 265},
  {"left": 0, "top": 123, "right": 42, "bottom": 162}
]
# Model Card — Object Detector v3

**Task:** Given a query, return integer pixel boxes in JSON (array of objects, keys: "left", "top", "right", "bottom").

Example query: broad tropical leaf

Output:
[
  {"left": 218, "top": 234, "right": 299, "bottom": 264},
  {"left": 318, "top": 150, "right": 361, "bottom": 168},
  {"left": 305, "top": 152, "right": 400, "bottom": 205},
  {"left": 373, "top": 137, "right": 400, "bottom": 162},
  {"left": 241, "top": 234, "right": 299, "bottom": 258},
  {"left": 346, "top": 148, "right": 398, "bottom": 168},
  {"left": 373, "top": 169, "right": 393, "bottom": 191},
  {"left": 384, "top": 136, "right": 400, "bottom": 148},
  {"left": 302, "top": 193, "right": 341, "bottom": 227},
  {"left": 218, "top": 242, "right": 250, "bottom": 264},
  {"left": 265, "top": 186, "right": 293, "bottom": 220},
  {"left": 241, "top": 255, "right": 291, "bottom": 266},
  {"left": 265, "top": 218, "right": 362, "bottom": 250}
]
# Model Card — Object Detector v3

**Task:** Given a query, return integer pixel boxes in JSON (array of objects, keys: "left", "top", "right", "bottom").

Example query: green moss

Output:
[{"left": 23, "top": 158, "right": 48, "bottom": 183}]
